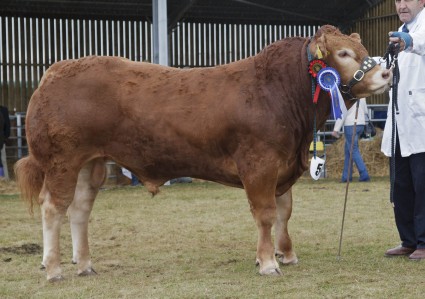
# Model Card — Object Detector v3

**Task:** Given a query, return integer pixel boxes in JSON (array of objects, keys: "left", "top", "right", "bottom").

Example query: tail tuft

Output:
[{"left": 14, "top": 156, "right": 45, "bottom": 215}]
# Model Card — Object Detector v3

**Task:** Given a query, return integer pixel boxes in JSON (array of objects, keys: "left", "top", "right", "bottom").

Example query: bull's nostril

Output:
[{"left": 382, "top": 69, "right": 391, "bottom": 80}]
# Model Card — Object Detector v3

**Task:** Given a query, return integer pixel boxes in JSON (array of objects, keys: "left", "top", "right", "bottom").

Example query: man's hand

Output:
[
  {"left": 331, "top": 131, "right": 340, "bottom": 139},
  {"left": 389, "top": 31, "right": 412, "bottom": 51}
]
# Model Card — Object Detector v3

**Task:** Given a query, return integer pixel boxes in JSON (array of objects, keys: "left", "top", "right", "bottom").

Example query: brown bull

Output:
[{"left": 15, "top": 25, "right": 391, "bottom": 281}]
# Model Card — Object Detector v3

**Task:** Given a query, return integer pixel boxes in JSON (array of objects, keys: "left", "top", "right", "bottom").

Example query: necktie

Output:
[{"left": 402, "top": 24, "right": 409, "bottom": 33}]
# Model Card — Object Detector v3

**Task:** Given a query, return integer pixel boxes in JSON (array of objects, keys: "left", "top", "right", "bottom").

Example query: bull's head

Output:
[{"left": 309, "top": 25, "right": 392, "bottom": 101}]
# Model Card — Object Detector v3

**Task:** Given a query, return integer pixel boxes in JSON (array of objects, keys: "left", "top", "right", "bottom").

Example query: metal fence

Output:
[
  {"left": 170, "top": 22, "right": 319, "bottom": 67},
  {"left": 0, "top": 14, "right": 319, "bottom": 112},
  {"left": 0, "top": 17, "right": 154, "bottom": 112},
  {"left": 1, "top": 0, "right": 404, "bottom": 111}
]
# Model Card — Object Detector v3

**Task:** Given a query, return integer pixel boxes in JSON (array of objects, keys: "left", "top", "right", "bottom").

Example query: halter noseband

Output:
[{"left": 339, "top": 56, "right": 377, "bottom": 100}]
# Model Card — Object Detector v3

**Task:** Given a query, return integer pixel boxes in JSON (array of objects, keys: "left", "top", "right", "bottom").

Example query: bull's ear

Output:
[
  {"left": 350, "top": 33, "right": 362, "bottom": 44},
  {"left": 310, "top": 35, "right": 328, "bottom": 59},
  {"left": 310, "top": 25, "right": 338, "bottom": 59}
]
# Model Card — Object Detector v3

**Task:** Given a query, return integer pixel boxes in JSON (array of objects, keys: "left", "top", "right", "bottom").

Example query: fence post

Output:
[{"left": 17, "top": 113, "right": 22, "bottom": 159}]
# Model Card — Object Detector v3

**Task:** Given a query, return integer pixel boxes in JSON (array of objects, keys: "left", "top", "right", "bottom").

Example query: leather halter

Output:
[{"left": 340, "top": 56, "right": 377, "bottom": 100}]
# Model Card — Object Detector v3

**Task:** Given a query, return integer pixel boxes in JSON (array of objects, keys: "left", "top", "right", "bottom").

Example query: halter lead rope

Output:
[
  {"left": 307, "top": 42, "right": 319, "bottom": 159},
  {"left": 384, "top": 43, "right": 400, "bottom": 206}
]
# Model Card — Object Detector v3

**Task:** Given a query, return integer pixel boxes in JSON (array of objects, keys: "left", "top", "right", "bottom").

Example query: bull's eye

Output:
[{"left": 338, "top": 50, "right": 349, "bottom": 58}]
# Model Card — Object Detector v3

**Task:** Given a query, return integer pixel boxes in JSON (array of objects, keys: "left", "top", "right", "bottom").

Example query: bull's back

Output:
[
  {"left": 26, "top": 56, "right": 258, "bottom": 174},
  {"left": 31, "top": 56, "right": 255, "bottom": 128}
]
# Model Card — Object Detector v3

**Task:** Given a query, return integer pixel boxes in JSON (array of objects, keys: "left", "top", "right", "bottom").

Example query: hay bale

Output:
[{"left": 325, "top": 128, "right": 389, "bottom": 179}]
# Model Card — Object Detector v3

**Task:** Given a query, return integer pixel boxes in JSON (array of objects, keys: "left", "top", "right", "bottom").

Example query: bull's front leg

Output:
[
  {"left": 242, "top": 169, "right": 282, "bottom": 276},
  {"left": 253, "top": 203, "right": 282, "bottom": 276},
  {"left": 275, "top": 188, "right": 298, "bottom": 265}
]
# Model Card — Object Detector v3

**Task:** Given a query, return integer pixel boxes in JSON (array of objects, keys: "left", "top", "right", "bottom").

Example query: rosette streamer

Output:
[
  {"left": 317, "top": 67, "right": 346, "bottom": 119},
  {"left": 330, "top": 83, "right": 348, "bottom": 120}
]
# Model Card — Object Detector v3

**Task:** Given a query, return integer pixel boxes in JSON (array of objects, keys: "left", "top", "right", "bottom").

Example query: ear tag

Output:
[{"left": 316, "top": 45, "right": 323, "bottom": 59}]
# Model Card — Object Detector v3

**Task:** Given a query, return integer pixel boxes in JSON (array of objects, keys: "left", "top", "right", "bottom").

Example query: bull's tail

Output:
[{"left": 14, "top": 156, "right": 45, "bottom": 214}]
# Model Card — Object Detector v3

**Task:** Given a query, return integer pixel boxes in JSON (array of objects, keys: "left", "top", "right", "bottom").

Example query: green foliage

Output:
[{"left": 0, "top": 178, "right": 422, "bottom": 298}]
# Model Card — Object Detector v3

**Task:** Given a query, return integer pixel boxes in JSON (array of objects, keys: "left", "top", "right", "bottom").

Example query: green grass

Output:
[{"left": 1, "top": 178, "right": 423, "bottom": 298}]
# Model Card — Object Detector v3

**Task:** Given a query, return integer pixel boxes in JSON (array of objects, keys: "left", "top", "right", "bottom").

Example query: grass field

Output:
[{"left": 1, "top": 177, "right": 423, "bottom": 298}]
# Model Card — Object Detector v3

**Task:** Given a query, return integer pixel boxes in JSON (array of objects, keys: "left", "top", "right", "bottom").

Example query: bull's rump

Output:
[{"left": 26, "top": 56, "right": 270, "bottom": 184}]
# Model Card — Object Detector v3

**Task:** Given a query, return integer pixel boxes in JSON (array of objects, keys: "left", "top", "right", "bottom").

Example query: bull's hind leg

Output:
[
  {"left": 275, "top": 189, "right": 298, "bottom": 265},
  {"left": 40, "top": 172, "right": 79, "bottom": 281},
  {"left": 40, "top": 185, "right": 67, "bottom": 281},
  {"left": 68, "top": 158, "right": 106, "bottom": 277}
]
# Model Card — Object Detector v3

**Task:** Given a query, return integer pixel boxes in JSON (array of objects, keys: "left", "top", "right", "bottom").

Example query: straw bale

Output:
[{"left": 324, "top": 128, "right": 389, "bottom": 179}]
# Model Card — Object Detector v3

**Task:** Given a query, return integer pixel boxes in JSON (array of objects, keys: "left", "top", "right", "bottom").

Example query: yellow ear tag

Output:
[{"left": 316, "top": 45, "right": 323, "bottom": 59}]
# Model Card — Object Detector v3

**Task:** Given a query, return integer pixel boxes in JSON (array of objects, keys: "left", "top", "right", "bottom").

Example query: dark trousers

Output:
[{"left": 393, "top": 138, "right": 425, "bottom": 249}]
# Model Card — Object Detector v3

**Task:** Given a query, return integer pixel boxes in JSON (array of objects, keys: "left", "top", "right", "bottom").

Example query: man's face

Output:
[{"left": 395, "top": 0, "right": 425, "bottom": 23}]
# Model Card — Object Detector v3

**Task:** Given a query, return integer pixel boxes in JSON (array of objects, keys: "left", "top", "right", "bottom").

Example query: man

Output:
[
  {"left": 382, "top": 0, "right": 425, "bottom": 260},
  {"left": 0, "top": 105, "right": 10, "bottom": 179},
  {"left": 332, "top": 98, "right": 371, "bottom": 183}
]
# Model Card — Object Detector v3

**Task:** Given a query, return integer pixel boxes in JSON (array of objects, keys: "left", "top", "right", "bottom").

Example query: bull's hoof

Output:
[
  {"left": 259, "top": 267, "right": 283, "bottom": 276},
  {"left": 48, "top": 275, "right": 65, "bottom": 282},
  {"left": 256, "top": 258, "right": 282, "bottom": 275},
  {"left": 276, "top": 253, "right": 299, "bottom": 265},
  {"left": 72, "top": 260, "right": 77, "bottom": 264},
  {"left": 78, "top": 267, "right": 97, "bottom": 276},
  {"left": 40, "top": 263, "right": 46, "bottom": 270}
]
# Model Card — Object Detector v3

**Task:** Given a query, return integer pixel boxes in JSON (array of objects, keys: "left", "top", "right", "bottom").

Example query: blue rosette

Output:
[{"left": 317, "top": 67, "right": 341, "bottom": 92}]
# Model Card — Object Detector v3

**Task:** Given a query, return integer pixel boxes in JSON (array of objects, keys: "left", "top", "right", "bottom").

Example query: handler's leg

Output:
[
  {"left": 275, "top": 189, "right": 298, "bottom": 265},
  {"left": 68, "top": 158, "right": 106, "bottom": 276},
  {"left": 393, "top": 140, "right": 416, "bottom": 249},
  {"left": 410, "top": 152, "right": 425, "bottom": 250},
  {"left": 1, "top": 145, "right": 9, "bottom": 179},
  {"left": 342, "top": 126, "right": 354, "bottom": 182}
]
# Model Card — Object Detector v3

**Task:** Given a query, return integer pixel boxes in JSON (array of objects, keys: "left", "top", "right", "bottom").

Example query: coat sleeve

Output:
[
  {"left": 359, "top": 98, "right": 370, "bottom": 122},
  {"left": 333, "top": 118, "right": 344, "bottom": 132},
  {"left": 406, "top": 11, "right": 425, "bottom": 55}
]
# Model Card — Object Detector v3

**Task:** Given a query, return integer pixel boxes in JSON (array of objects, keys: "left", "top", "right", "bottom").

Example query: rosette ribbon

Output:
[
  {"left": 308, "top": 59, "right": 326, "bottom": 78},
  {"left": 317, "top": 67, "right": 347, "bottom": 119}
]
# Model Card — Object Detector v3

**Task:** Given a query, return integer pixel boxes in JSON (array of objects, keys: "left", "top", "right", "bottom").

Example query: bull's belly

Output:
[{"left": 115, "top": 154, "right": 244, "bottom": 187}]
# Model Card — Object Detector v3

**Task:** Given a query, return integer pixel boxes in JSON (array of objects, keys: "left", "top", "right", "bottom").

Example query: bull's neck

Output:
[
  {"left": 304, "top": 39, "right": 332, "bottom": 130},
  {"left": 254, "top": 37, "right": 332, "bottom": 133}
]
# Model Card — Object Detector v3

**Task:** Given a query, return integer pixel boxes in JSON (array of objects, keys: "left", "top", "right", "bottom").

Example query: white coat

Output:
[
  {"left": 381, "top": 8, "right": 425, "bottom": 157},
  {"left": 333, "top": 98, "right": 369, "bottom": 132}
]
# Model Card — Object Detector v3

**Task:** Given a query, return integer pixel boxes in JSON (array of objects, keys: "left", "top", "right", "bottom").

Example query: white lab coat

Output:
[
  {"left": 333, "top": 98, "right": 369, "bottom": 132},
  {"left": 381, "top": 8, "right": 425, "bottom": 157}
]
